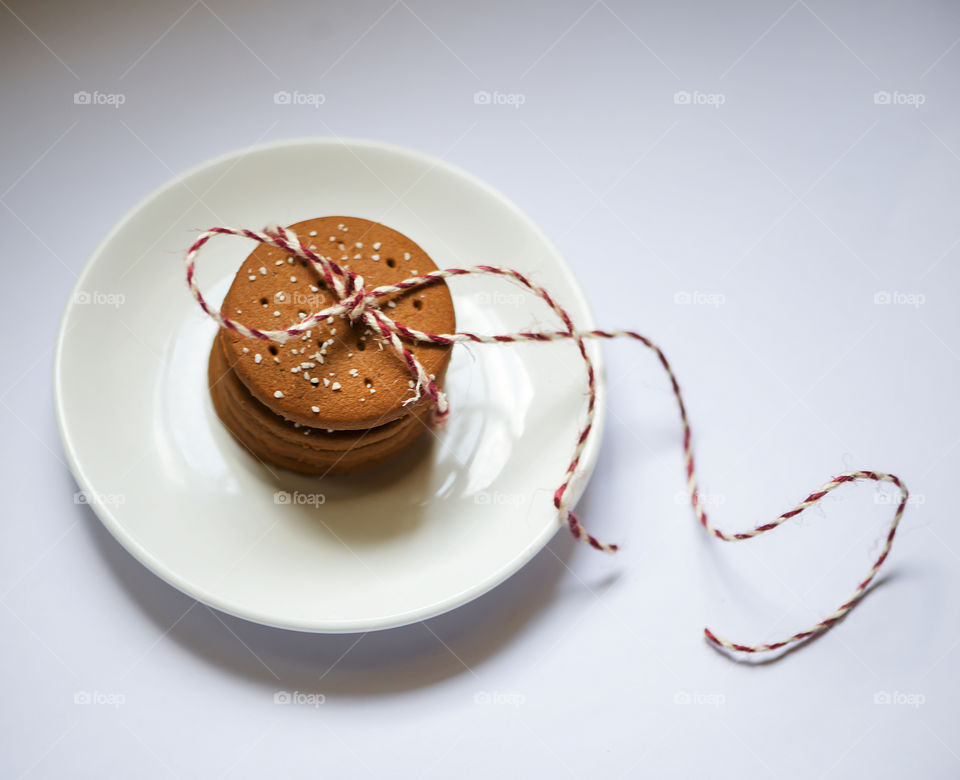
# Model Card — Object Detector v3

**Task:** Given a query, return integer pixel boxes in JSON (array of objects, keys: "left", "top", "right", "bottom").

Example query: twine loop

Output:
[{"left": 185, "top": 224, "right": 910, "bottom": 657}]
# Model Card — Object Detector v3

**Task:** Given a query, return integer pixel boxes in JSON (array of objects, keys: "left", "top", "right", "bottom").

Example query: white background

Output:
[{"left": 2, "top": 1, "right": 959, "bottom": 777}]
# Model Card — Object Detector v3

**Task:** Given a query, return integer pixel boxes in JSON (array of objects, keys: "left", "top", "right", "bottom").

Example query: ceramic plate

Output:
[{"left": 53, "top": 137, "right": 605, "bottom": 632}]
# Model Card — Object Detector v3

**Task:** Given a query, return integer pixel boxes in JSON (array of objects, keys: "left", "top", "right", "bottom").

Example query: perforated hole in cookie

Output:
[
  {"left": 413, "top": 299, "right": 423, "bottom": 310},
  {"left": 268, "top": 345, "right": 278, "bottom": 356},
  {"left": 386, "top": 257, "right": 396, "bottom": 268},
  {"left": 356, "top": 340, "right": 366, "bottom": 351},
  {"left": 260, "top": 297, "right": 268, "bottom": 307}
]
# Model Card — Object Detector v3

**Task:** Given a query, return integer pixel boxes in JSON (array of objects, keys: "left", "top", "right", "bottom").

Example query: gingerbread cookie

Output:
[
  {"left": 219, "top": 216, "right": 454, "bottom": 429},
  {"left": 208, "top": 216, "right": 455, "bottom": 475},
  {"left": 208, "top": 334, "right": 436, "bottom": 474}
]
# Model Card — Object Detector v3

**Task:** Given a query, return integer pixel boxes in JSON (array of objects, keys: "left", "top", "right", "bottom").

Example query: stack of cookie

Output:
[{"left": 208, "top": 216, "right": 455, "bottom": 474}]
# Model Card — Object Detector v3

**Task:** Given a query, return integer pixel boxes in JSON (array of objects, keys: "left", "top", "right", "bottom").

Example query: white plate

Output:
[{"left": 54, "top": 137, "right": 605, "bottom": 632}]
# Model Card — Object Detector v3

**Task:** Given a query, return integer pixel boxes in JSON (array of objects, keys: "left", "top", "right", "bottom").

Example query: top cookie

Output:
[{"left": 219, "top": 217, "right": 455, "bottom": 429}]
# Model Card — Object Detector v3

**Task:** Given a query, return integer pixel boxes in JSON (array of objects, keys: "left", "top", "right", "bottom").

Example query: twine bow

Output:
[{"left": 185, "top": 224, "right": 910, "bottom": 656}]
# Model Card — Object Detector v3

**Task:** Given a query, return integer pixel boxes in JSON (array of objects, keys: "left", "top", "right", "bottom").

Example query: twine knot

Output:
[{"left": 339, "top": 272, "right": 372, "bottom": 325}]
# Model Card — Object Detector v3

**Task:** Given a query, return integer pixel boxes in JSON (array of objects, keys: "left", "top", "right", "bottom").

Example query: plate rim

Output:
[{"left": 53, "top": 135, "right": 608, "bottom": 632}]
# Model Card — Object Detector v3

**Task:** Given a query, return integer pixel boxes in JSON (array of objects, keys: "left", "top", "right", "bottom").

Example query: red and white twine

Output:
[{"left": 185, "top": 224, "right": 909, "bottom": 655}]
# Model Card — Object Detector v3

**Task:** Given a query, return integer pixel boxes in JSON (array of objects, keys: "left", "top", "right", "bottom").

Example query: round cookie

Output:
[
  {"left": 208, "top": 335, "right": 435, "bottom": 474},
  {"left": 210, "top": 330, "right": 433, "bottom": 454},
  {"left": 220, "top": 216, "right": 455, "bottom": 429}
]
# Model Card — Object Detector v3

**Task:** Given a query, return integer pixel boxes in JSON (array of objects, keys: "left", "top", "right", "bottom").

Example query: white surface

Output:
[
  {"left": 2, "top": 1, "right": 959, "bottom": 777},
  {"left": 53, "top": 136, "right": 605, "bottom": 632}
]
